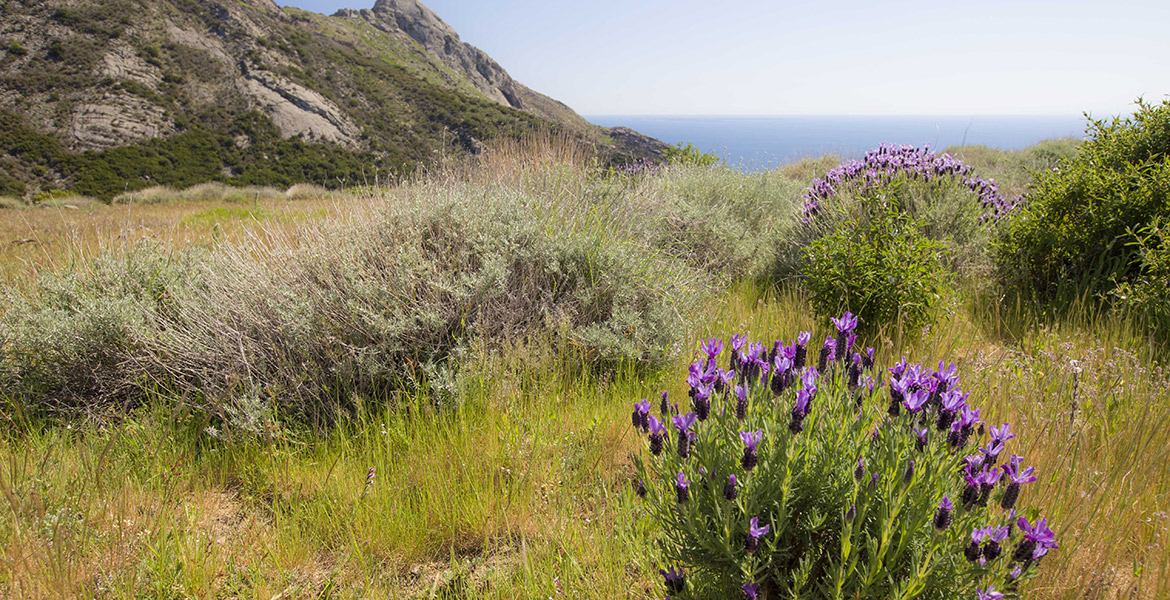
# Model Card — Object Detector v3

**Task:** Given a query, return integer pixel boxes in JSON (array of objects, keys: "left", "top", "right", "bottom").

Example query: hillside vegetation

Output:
[{"left": 0, "top": 0, "right": 663, "bottom": 200}]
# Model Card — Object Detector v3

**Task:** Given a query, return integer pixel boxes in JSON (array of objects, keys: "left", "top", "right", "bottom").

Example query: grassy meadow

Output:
[{"left": 1, "top": 135, "right": 1168, "bottom": 599}]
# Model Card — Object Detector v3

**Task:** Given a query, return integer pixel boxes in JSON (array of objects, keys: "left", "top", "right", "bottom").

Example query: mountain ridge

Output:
[{"left": 0, "top": 0, "right": 664, "bottom": 199}]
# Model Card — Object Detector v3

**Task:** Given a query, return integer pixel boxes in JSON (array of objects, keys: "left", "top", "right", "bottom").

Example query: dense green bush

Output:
[
  {"left": 1110, "top": 218, "right": 1170, "bottom": 333},
  {"left": 802, "top": 192, "right": 950, "bottom": 334},
  {"left": 996, "top": 100, "right": 1170, "bottom": 313},
  {"left": 663, "top": 142, "right": 721, "bottom": 167}
]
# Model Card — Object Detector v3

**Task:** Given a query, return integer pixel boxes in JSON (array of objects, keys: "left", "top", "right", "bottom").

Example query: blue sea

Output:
[{"left": 585, "top": 115, "right": 1088, "bottom": 169}]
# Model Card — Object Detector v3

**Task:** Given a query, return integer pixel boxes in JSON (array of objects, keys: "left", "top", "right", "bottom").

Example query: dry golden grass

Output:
[{"left": 0, "top": 189, "right": 361, "bottom": 287}]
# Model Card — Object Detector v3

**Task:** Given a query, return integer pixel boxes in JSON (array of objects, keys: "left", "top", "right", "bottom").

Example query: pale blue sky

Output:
[{"left": 278, "top": 0, "right": 1170, "bottom": 117}]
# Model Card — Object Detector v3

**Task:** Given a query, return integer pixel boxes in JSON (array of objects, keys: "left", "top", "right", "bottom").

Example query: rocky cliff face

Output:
[{"left": 0, "top": 0, "right": 664, "bottom": 197}]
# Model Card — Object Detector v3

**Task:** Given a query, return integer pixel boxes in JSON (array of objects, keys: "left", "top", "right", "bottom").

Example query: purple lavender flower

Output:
[
  {"left": 983, "top": 525, "right": 1010, "bottom": 561},
  {"left": 740, "top": 430, "right": 762, "bottom": 471},
  {"left": 794, "top": 331, "right": 811, "bottom": 369},
  {"left": 817, "top": 336, "right": 836, "bottom": 372},
  {"left": 830, "top": 312, "right": 859, "bottom": 354},
  {"left": 976, "top": 586, "right": 1005, "bottom": 600},
  {"left": 966, "top": 527, "right": 988, "bottom": 561},
  {"left": 934, "top": 497, "right": 953, "bottom": 530},
  {"left": 734, "top": 384, "right": 748, "bottom": 420},
  {"left": 902, "top": 389, "right": 930, "bottom": 413},
  {"left": 903, "top": 460, "right": 915, "bottom": 484},
  {"left": 801, "top": 367, "right": 820, "bottom": 395},
  {"left": 1001, "top": 455, "right": 1037, "bottom": 510},
  {"left": 633, "top": 400, "right": 651, "bottom": 432},
  {"left": 847, "top": 353, "right": 863, "bottom": 388},
  {"left": 801, "top": 143, "right": 1019, "bottom": 224},
  {"left": 853, "top": 456, "right": 865, "bottom": 481},
  {"left": 978, "top": 466, "right": 1003, "bottom": 506},
  {"left": 675, "top": 471, "right": 690, "bottom": 504},
  {"left": 660, "top": 567, "right": 685, "bottom": 594},
  {"left": 659, "top": 391, "right": 670, "bottom": 416},
  {"left": 1014, "top": 517, "right": 1059, "bottom": 561},
  {"left": 724, "top": 474, "right": 738, "bottom": 501},
  {"left": 862, "top": 346, "right": 876, "bottom": 370},
  {"left": 700, "top": 337, "right": 723, "bottom": 361},
  {"left": 717, "top": 368, "right": 736, "bottom": 395},
  {"left": 949, "top": 406, "right": 981, "bottom": 448},
  {"left": 648, "top": 416, "right": 666, "bottom": 456},
  {"left": 888, "top": 375, "right": 911, "bottom": 417},
  {"left": 789, "top": 389, "right": 812, "bottom": 433},
  {"left": 990, "top": 423, "right": 1016, "bottom": 446},
  {"left": 692, "top": 386, "right": 712, "bottom": 421},
  {"left": 672, "top": 413, "right": 698, "bottom": 459},
  {"left": 729, "top": 334, "right": 746, "bottom": 371},
  {"left": 741, "top": 582, "right": 760, "bottom": 600},
  {"left": 770, "top": 355, "right": 793, "bottom": 396},
  {"left": 937, "top": 389, "right": 967, "bottom": 431},
  {"left": 961, "top": 467, "right": 981, "bottom": 508},
  {"left": 915, "top": 427, "right": 929, "bottom": 452},
  {"left": 979, "top": 440, "right": 1006, "bottom": 469},
  {"left": 745, "top": 516, "right": 770, "bottom": 552},
  {"left": 633, "top": 479, "right": 646, "bottom": 498},
  {"left": 888, "top": 356, "right": 909, "bottom": 379}
]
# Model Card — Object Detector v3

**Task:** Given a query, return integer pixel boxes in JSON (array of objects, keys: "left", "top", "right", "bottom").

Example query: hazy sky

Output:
[{"left": 278, "top": 0, "right": 1169, "bottom": 117}]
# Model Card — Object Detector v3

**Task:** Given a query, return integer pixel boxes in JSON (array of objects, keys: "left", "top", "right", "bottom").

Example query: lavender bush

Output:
[
  {"left": 802, "top": 144, "right": 1022, "bottom": 225},
  {"left": 630, "top": 314, "right": 1058, "bottom": 599}
]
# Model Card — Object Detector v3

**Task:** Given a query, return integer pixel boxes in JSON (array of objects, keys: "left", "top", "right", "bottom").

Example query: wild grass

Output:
[
  {"left": 1, "top": 137, "right": 1164, "bottom": 599},
  {"left": 0, "top": 190, "right": 352, "bottom": 287},
  {"left": 1, "top": 285, "right": 1166, "bottom": 598}
]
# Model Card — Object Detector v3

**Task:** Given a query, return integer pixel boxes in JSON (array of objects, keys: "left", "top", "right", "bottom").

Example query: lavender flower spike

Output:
[
  {"left": 745, "top": 516, "right": 770, "bottom": 552},
  {"left": 741, "top": 582, "right": 760, "bottom": 600},
  {"left": 794, "top": 331, "right": 811, "bottom": 369},
  {"left": 647, "top": 416, "right": 666, "bottom": 456},
  {"left": 724, "top": 474, "right": 739, "bottom": 501},
  {"left": 1014, "top": 516, "right": 1059, "bottom": 561},
  {"left": 990, "top": 423, "right": 1016, "bottom": 445},
  {"left": 734, "top": 384, "right": 748, "bottom": 420},
  {"left": 740, "top": 430, "right": 762, "bottom": 471},
  {"left": 672, "top": 412, "right": 698, "bottom": 459},
  {"left": 831, "top": 311, "right": 859, "bottom": 334},
  {"left": 902, "top": 389, "right": 930, "bottom": 413},
  {"left": 700, "top": 337, "right": 723, "bottom": 361},
  {"left": 660, "top": 567, "right": 685, "bottom": 594},
  {"left": 933, "top": 496, "right": 953, "bottom": 530},
  {"left": 675, "top": 471, "right": 690, "bottom": 504},
  {"left": 976, "top": 586, "right": 1005, "bottom": 600}
]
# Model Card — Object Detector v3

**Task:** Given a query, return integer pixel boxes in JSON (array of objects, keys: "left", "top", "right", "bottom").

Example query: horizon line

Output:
[{"left": 582, "top": 113, "right": 1103, "bottom": 118}]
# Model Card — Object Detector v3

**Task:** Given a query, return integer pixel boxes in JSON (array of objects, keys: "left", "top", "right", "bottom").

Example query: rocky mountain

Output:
[{"left": 0, "top": 0, "right": 665, "bottom": 199}]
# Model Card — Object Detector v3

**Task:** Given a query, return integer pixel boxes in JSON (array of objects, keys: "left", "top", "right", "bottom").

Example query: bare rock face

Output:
[
  {"left": 238, "top": 68, "right": 362, "bottom": 148},
  {"left": 69, "top": 93, "right": 174, "bottom": 151},
  {"left": 368, "top": 0, "right": 524, "bottom": 110},
  {"left": 100, "top": 44, "right": 163, "bottom": 87}
]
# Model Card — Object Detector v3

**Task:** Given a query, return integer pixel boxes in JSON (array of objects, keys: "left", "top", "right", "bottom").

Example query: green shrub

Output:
[
  {"left": 997, "top": 101, "right": 1170, "bottom": 302},
  {"left": 1110, "top": 217, "right": 1170, "bottom": 333},
  {"left": 802, "top": 192, "right": 950, "bottom": 334},
  {"left": 663, "top": 142, "right": 721, "bottom": 167},
  {"left": 631, "top": 323, "right": 1059, "bottom": 598}
]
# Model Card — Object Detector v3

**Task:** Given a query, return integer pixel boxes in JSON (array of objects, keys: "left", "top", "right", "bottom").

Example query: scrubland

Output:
[{"left": 1, "top": 130, "right": 1167, "bottom": 599}]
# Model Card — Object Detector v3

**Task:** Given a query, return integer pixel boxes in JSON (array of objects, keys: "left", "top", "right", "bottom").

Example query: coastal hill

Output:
[{"left": 0, "top": 0, "right": 665, "bottom": 198}]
